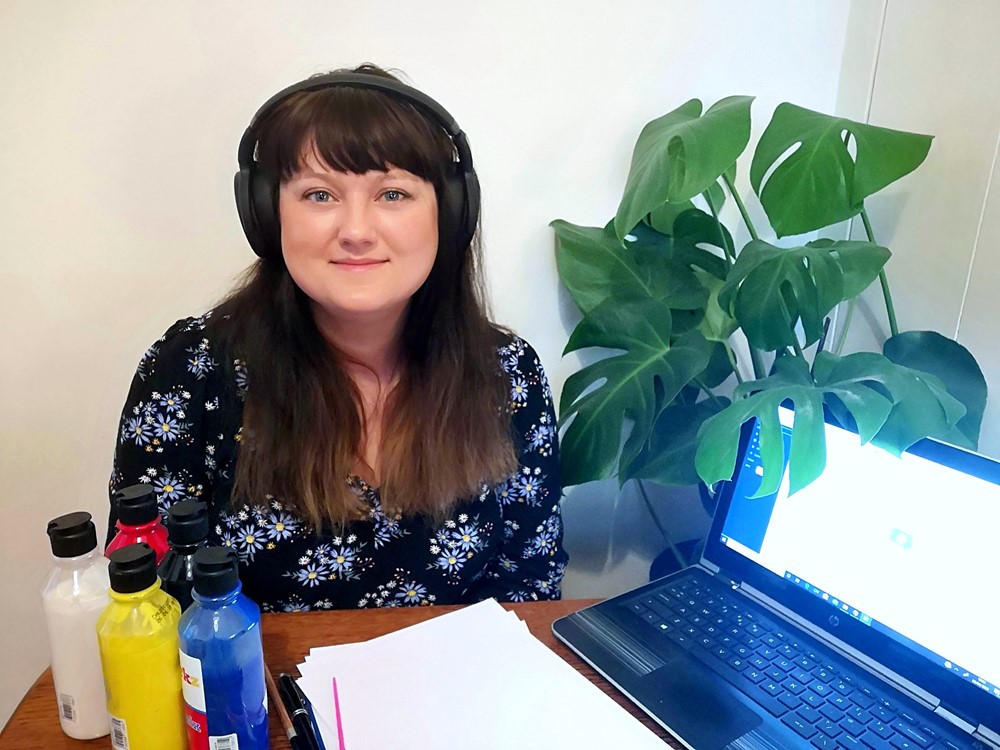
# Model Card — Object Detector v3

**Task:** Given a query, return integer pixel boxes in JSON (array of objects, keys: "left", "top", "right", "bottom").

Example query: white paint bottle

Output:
[{"left": 41, "top": 511, "right": 111, "bottom": 740}]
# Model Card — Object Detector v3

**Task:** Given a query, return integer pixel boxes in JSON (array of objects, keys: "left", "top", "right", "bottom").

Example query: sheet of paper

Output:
[{"left": 296, "top": 599, "right": 666, "bottom": 749}]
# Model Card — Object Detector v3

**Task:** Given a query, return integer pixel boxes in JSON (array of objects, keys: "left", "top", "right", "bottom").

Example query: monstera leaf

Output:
[
  {"left": 621, "top": 399, "right": 730, "bottom": 487},
  {"left": 559, "top": 297, "right": 714, "bottom": 486},
  {"left": 807, "top": 239, "right": 894, "bottom": 298},
  {"left": 882, "top": 331, "right": 987, "bottom": 449},
  {"left": 671, "top": 209, "right": 735, "bottom": 271},
  {"left": 614, "top": 96, "right": 753, "bottom": 240},
  {"left": 718, "top": 239, "right": 889, "bottom": 350},
  {"left": 552, "top": 220, "right": 706, "bottom": 315},
  {"left": 696, "top": 351, "right": 968, "bottom": 496},
  {"left": 750, "top": 103, "right": 932, "bottom": 237}
]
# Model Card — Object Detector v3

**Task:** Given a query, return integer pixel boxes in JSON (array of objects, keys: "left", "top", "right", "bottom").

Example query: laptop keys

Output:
[
  {"left": 812, "top": 735, "right": 840, "bottom": 749},
  {"left": 781, "top": 713, "right": 818, "bottom": 739},
  {"left": 620, "top": 574, "right": 976, "bottom": 750}
]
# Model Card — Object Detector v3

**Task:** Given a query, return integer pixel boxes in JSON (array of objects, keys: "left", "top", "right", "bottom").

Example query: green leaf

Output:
[
  {"left": 703, "top": 181, "right": 726, "bottom": 215},
  {"left": 883, "top": 331, "right": 986, "bottom": 449},
  {"left": 695, "top": 349, "right": 967, "bottom": 496},
  {"left": 626, "top": 222, "right": 714, "bottom": 311},
  {"left": 672, "top": 209, "right": 734, "bottom": 274},
  {"left": 559, "top": 297, "right": 714, "bottom": 487},
  {"left": 621, "top": 399, "right": 730, "bottom": 486},
  {"left": 693, "top": 268, "right": 738, "bottom": 343},
  {"left": 718, "top": 240, "right": 843, "bottom": 349},
  {"left": 696, "top": 357, "right": 829, "bottom": 496},
  {"left": 750, "top": 103, "right": 933, "bottom": 237},
  {"left": 552, "top": 220, "right": 705, "bottom": 315},
  {"left": 645, "top": 200, "right": 694, "bottom": 235},
  {"left": 614, "top": 96, "right": 754, "bottom": 240},
  {"left": 806, "top": 239, "right": 891, "bottom": 298}
]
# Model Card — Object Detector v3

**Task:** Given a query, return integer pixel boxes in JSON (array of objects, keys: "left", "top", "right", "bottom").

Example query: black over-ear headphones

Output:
[{"left": 234, "top": 72, "right": 481, "bottom": 259}]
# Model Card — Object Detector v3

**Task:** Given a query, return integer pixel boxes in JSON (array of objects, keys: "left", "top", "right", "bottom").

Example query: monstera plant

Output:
[{"left": 552, "top": 96, "right": 987, "bottom": 519}]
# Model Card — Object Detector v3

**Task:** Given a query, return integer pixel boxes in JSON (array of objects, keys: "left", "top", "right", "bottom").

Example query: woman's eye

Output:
[
  {"left": 381, "top": 189, "right": 407, "bottom": 203},
  {"left": 306, "top": 190, "right": 332, "bottom": 202}
]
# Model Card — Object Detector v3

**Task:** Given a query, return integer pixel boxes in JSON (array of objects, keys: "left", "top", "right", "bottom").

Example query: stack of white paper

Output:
[{"left": 296, "top": 599, "right": 666, "bottom": 749}]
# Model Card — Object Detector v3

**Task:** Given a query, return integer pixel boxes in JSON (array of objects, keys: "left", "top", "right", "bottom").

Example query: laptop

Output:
[{"left": 553, "top": 405, "right": 1000, "bottom": 750}]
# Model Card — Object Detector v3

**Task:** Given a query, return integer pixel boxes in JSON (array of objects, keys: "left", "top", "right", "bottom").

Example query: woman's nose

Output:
[{"left": 338, "top": 199, "right": 376, "bottom": 249}]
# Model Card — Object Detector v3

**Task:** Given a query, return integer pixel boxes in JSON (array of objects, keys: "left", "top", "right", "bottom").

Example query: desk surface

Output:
[{"left": 1, "top": 599, "right": 681, "bottom": 749}]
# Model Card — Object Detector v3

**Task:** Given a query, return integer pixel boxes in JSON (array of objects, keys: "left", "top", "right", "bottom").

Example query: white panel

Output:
[
  {"left": 957, "top": 137, "right": 1000, "bottom": 456},
  {"left": 839, "top": 0, "right": 1000, "bottom": 354}
]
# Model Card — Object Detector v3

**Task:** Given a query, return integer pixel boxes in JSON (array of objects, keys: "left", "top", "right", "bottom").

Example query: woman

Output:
[{"left": 108, "top": 64, "right": 566, "bottom": 612}]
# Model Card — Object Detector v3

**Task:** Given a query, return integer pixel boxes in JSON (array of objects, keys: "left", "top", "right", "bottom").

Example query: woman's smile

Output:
[{"left": 331, "top": 257, "right": 389, "bottom": 272}]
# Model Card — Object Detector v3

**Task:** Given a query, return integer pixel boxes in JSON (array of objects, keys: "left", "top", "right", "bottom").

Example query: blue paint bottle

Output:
[{"left": 178, "top": 547, "right": 268, "bottom": 750}]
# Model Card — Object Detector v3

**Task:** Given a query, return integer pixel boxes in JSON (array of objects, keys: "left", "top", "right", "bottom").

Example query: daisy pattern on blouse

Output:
[{"left": 108, "top": 315, "right": 567, "bottom": 611}]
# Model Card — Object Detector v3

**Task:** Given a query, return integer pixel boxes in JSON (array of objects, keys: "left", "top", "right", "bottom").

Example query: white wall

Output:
[
  {"left": 840, "top": 1, "right": 1000, "bottom": 455},
  {"left": 0, "top": 0, "right": 901, "bottom": 726}
]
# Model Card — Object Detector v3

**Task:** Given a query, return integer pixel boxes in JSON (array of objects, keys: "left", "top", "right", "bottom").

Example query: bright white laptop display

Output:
[{"left": 719, "top": 406, "right": 1000, "bottom": 703}]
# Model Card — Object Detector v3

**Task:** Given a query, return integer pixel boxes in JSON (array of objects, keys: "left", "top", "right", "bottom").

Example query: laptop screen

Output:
[{"left": 707, "top": 405, "right": 1000, "bottom": 723}]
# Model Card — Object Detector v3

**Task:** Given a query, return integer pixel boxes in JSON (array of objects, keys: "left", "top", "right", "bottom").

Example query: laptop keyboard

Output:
[{"left": 624, "top": 573, "right": 981, "bottom": 750}]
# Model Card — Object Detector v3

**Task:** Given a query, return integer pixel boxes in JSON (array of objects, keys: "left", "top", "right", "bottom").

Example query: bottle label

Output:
[
  {"left": 58, "top": 692, "right": 76, "bottom": 722},
  {"left": 110, "top": 715, "right": 129, "bottom": 750},
  {"left": 210, "top": 734, "right": 240, "bottom": 750},
  {"left": 179, "top": 649, "right": 209, "bottom": 750}
]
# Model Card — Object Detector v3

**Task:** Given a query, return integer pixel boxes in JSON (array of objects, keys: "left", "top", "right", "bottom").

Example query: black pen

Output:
[
  {"left": 279, "top": 673, "right": 323, "bottom": 750},
  {"left": 291, "top": 676, "right": 328, "bottom": 750},
  {"left": 265, "top": 665, "right": 309, "bottom": 750}
]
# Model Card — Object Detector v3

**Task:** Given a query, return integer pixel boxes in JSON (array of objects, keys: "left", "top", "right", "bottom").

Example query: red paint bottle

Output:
[{"left": 106, "top": 484, "right": 170, "bottom": 564}]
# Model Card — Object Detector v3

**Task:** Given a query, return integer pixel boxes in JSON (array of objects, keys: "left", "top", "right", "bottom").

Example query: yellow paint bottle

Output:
[{"left": 97, "top": 543, "right": 186, "bottom": 750}]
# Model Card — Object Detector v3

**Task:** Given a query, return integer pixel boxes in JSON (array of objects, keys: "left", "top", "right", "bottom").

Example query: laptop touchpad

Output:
[{"left": 645, "top": 659, "right": 761, "bottom": 749}]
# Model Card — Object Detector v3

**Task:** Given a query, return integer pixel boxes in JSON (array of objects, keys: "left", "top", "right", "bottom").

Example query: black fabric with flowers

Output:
[{"left": 108, "top": 313, "right": 567, "bottom": 612}]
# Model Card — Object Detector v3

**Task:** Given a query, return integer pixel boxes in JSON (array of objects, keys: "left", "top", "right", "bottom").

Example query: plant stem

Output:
[
  {"left": 636, "top": 480, "right": 687, "bottom": 571},
  {"left": 705, "top": 186, "right": 735, "bottom": 265},
  {"left": 775, "top": 293, "right": 805, "bottom": 359},
  {"left": 833, "top": 298, "right": 857, "bottom": 355},
  {"left": 748, "top": 344, "right": 766, "bottom": 380},
  {"left": 722, "top": 172, "right": 760, "bottom": 242},
  {"left": 693, "top": 377, "right": 725, "bottom": 408},
  {"left": 720, "top": 172, "right": 765, "bottom": 379},
  {"left": 860, "top": 208, "right": 899, "bottom": 338},
  {"left": 722, "top": 341, "right": 745, "bottom": 385}
]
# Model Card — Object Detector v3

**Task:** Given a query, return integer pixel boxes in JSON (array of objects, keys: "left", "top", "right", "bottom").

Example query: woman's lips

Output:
[{"left": 331, "top": 259, "right": 387, "bottom": 272}]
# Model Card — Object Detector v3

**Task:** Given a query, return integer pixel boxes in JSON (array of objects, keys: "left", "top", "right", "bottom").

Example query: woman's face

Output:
[{"left": 279, "top": 149, "right": 439, "bottom": 333}]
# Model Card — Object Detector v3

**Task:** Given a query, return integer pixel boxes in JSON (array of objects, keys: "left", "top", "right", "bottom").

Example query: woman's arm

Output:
[
  {"left": 107, "top": 315, "right": 231, "bottom": 546},
  {"left": 464, "top": 337, "right": 568, "bottom": 602}
]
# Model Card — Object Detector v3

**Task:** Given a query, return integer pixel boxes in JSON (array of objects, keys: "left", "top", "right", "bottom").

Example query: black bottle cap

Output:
[
  {"left": 115, "top": 484, "right": 158, "bottom": 526},
  {"left": 47, "top": 512, "right": 99, "bottom": 558},
  {"left": 166, "top": 501, "right": 209, "bottom": 547},
  {"left": 108, "top": 543, "right": 158, "bottom": 593},
  {"left": 192, "top": 547, "right": 240, "bottom": 597}
]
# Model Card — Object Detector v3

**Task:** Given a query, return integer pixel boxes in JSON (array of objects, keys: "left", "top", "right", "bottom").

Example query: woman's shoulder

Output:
[
  {"left": 133, "top": 311, "right": 236, "bottom": 386},
  {"left": 492, "top": 327, "right": 545, "bottom": 377}
]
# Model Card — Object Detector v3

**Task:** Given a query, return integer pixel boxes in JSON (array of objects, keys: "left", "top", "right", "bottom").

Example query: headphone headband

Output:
[
  {"left": 234, "top": 71, "right": 480, "bottom": 259},
  {"left": 237, "top": 72, "right": 472, "bottom": 171}
]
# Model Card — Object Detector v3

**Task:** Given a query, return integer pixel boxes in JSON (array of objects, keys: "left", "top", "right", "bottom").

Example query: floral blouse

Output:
[{"left": 108, "top": 313, "right": 567, "bottom": 612}]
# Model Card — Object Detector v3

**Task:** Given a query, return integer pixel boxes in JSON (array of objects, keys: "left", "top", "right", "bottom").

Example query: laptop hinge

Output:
[
  {"left": 736, "top": 582, "right": 939, "bottom": 711},
  {"left": 933, "top": 705, "right": 974, "bottom": 734},
  {"left": 698, "top": 557, "right": 721, "bottom": 575},
  {"left": 973, "top": 723, "right": 1000, "bottom": 749}
]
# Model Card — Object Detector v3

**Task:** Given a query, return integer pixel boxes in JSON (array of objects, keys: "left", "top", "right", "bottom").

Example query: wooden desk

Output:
[{"left": 1, "top": 599, "right": 681, "bottom": 749}]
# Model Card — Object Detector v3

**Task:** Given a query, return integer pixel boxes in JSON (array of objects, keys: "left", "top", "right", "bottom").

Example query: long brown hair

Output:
[{"left": 214, "top": 65, "right": 516, "bottom": 529}]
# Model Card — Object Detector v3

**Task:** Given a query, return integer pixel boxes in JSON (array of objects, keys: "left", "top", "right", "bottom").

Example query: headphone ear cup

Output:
[
  {"left": 234, "top": 167, "right": 266, "bottom": 258},
  {"left": 440, "top": 164, "right": 479, "bottom": 251},
  {"left": 249, "top": 167, "right": 280, "bottom": 257},
  {"left": 462, "top": 169, "right": 480, "bottom": 249},
  {"left": 235, "top": 164, "right": 280, "bottom": 259}
]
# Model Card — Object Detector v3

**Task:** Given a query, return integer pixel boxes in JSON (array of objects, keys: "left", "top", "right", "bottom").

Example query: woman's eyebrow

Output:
[
  {"left": 380, "top": 169, "right": 421, "bottom": 182},
  {"left": 286, "top": 169, "right": 329, "bottom": 182}
]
